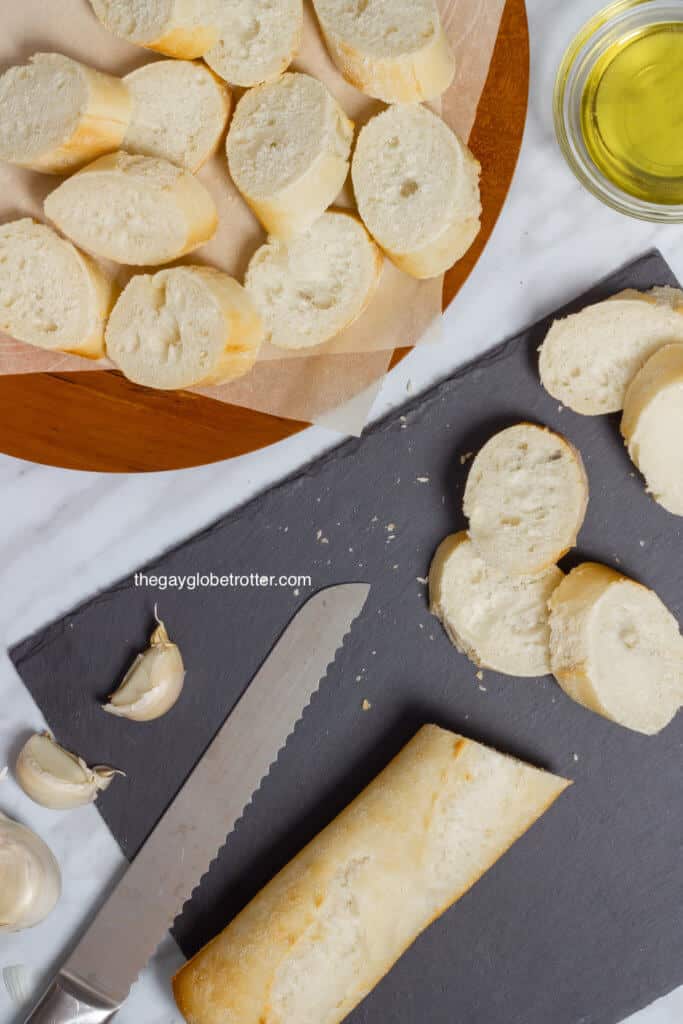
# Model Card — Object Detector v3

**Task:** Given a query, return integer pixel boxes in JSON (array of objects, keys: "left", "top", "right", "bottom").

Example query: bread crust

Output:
[
  {"left": 1, "top": 56, "right": 131, "bottom": 174},
  {"left": 173, "top": 725, "right": 569, "bottom": 1024},
  {"left": 44, "top": 152, "right": 218, "bottom": 265},
  {"left": 312, "top": 2, "right": 455, "bottom": 102},
  {"left": 88, "top": 0, "right": 217, "bottom": 58}
]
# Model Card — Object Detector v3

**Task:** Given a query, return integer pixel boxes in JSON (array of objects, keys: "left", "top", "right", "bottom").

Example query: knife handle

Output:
[{"left": 24, "top": 973, "right": 119, "bottom": 1024}]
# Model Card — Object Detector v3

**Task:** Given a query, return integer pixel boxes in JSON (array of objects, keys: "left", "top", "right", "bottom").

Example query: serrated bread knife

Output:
[{"left": 24, "top": 583, "right": 370, "bottom": 1024}]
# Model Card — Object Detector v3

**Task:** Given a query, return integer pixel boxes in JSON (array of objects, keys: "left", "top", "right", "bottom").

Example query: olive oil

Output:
[{"left": 580, "top": 22, "right": 683, "bottom": 204}]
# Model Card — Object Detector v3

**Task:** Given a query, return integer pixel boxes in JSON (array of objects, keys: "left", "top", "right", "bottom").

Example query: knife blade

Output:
[{"left": 24, "top": 583, "right": 370, "bottom": 1024}]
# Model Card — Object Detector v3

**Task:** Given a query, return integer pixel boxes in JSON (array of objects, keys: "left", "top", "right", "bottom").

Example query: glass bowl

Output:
[{"left": 554, "top": 0, "right": 683, "bottom": 222}]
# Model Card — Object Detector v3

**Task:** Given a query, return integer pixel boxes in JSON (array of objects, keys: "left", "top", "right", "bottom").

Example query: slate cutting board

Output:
[{"left": 11, "top": 250, "right": 683, "bottom": 1024}]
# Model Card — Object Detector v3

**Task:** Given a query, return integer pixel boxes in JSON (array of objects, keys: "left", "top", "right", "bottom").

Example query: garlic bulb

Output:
[
  {"left": 103, "top": 614, "right": 185, "bottom": 722},
  {"left": 0, "top": 813, "right": 61, "bottom": 932},
  {"left": 15, "top": 733, "right": 121, "bottom": 810},
  {"left": 3, "top": 964, "right": 39, "bottom": 1007}
]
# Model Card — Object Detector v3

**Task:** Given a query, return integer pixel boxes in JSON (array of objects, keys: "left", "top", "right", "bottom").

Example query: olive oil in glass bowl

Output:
[{"left": 555, "top": 0, "right": 683, "bottom": 221}]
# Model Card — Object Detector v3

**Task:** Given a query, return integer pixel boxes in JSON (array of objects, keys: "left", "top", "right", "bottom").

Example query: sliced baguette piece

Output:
[
  {"left": 548, "top": 563, "right": 683, "bottom": 735},
  {"left": 463, "top": 423, "right": 588, "bottom": 578},
  {"left": 106, "top": 265, "right": 263, "bottom": 389},
  {"left": 429, "top": 532, "right": 563, "bottom": 677},
  {"left": 226, "top": 72, "right": 354, "bottom": 240},
  {"left": 621, "top": 344, "right": 683, "bottom": 516},
  {"left": 0, "top": 53, "right": 131, "bottom": 174},
  {"left": 88, "top": 0, "right": 217, "bottom": 58},
  {"left": 204, "top": 0, "right": 303, "bottom": 87},
  {"left": 351, "top": 104, "right": 481, "bottom": 279},
  {"left": 123, "top": 60, "right": 231, "bottom": 171},
  {"left": 173, "top": 724, "right": 569, "bottom": 1024},
  {"left": 312, "top": 0, "right": 455, "bottom": 102},
  {"left": 44, "top": 152, "right": 217, "bottom": 266},
  {"left": 0, "top": 219, "right": 114, "bottom": 358},
  {"left": 245, "top": 211, "right": 382, "bottom": 350},
  {"left": 539, "top": 286, "right": 683, "bottom": 415}
]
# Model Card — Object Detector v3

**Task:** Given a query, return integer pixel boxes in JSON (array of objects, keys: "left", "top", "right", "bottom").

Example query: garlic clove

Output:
[
  {"left": 0, "top": 813, "right": 61, "bottom": 932},
  {"left": 3, "top": 964, "right": 39, "bottom": 1007},
  {"left": 15, "top": 733, "right": 122, "bottom": 811},
  {"left": 103, "top": 615, "right": 185, "bottom": 722}
]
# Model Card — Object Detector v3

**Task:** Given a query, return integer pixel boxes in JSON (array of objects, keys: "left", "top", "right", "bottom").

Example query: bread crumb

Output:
[
  {"left": 355, "top": 674, "right": 362, "bottom": 682},
  {"left": 362, "top": 699, "right": 372, "bottom": 711},
  {"left": 558, "top": 404, "right": 564, "bottom": 413},
  {"left": 639, "top": 540, "right": 646, "bottom": 547},
  {"left": 416, "top": 576, "right": 428, "bottom": 585},
  {"left": 476, "top": 671, "right": 484, "bottom": 681},
  {"left": 416, "top": 476, "right": 430, "bottom": 484},
  {"left": 459, "top": 452, "right": 473, "bottom": 465},
  {"left": 386, "top": 523, "right": 396, "bottom": 532},
  {"left": 392, "top": 564, "right": 399, "bottom": 570},
  {"left": 293, "top": 588, "right": 300, "bottom": 596},
  {"left": 572, "top": 753, "right": 580, "bottom": 762},
  {"left": 406, "top": 379, "right": 414, "bottom": 393}
]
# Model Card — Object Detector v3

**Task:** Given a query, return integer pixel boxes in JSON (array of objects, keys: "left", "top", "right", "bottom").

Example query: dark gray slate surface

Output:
[{"left": 11, "top": 250, "right": 683, "bottom": 1024}]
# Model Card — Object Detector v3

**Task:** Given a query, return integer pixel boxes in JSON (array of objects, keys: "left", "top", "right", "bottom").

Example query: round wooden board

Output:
[{"left": 0, "top": 0, "right": 529, "bottom": 473}]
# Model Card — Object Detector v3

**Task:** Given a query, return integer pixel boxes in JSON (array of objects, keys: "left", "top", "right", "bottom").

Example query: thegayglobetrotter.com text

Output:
[{"left": 133, "top": 572, "right": 312, "bottom": 592}]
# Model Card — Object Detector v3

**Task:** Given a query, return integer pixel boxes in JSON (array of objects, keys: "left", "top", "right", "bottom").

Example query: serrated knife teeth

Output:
[{"left": 61, "top": 583, "right": 370, "bottom": 1007}]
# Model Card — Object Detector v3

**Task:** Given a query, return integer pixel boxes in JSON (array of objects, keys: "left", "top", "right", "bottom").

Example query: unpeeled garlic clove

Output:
[
  {"left": 103, "top": 614, "right": 185, "bottom": 722},
  {"left": 0, "top": 812, "right": 61, "bottom": 932},
  {"left": 15, "top": 733, "right": 121, "bottom": 810}
]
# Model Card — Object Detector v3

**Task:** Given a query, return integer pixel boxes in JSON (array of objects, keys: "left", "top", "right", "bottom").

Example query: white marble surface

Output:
[{"left": 1, "top": 1, "right": 683, "bottom": 1021}]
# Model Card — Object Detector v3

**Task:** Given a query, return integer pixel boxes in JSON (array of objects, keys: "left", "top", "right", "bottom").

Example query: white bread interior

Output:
[
  {"left": 88, "top": 0, "right": 217, "bottom": 58},
  {"left": 621, "top": 344, "right": 683, "bottom": 516},
  {"left": 0, "top": 218, "right": 114, "bottom": 358},
  {"left": 226, "top": 72, "right": 354, "bottom": 240},
  {"left": 0, "top": 53, "right": 131, "bottom": 174},
  {"left": 173, "top": 724, "right": 569, "bottom": 1024},
  {"left": 548, "top": 563, "right": 683, "bottom": 735},
  {"left": 463, "top": 423, "right": 588, "bottom": 578},
  {"left": 539, "top": 287, "right": 683, "bottom": 415},
  {"left": 245, "top": 211, "right": 382, "bottom": 350},
  {"left": 44, "top": 151, "right": 218, "bottom": 266},
  {"left": 123, "top": 60, "right": 231, "bottom": 171},
  {"left": 106, "top": 265, "right": 263, "bottom": 390},
  {"left": 312, "top": 0, "right": 455, "bottom": 102},
  {"left": 204, "top": 0, "right": 303, "bottom": 87},
  {"left": 351, "top": 104, "right": 481, "bottom": 279},
  {"left": 429, "top": 532, "right": 563, "bottom": 677}
]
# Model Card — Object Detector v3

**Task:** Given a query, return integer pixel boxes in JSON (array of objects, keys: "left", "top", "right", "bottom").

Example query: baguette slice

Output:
[
  {"left": 226, "top": 73, "right": 354, "bottom": 240},
  {"left": 429, "top": 532, "right": 563, "bottom": 677},
  {"left": 351, "top": 104, "right": 481, "bottom": 279},
  {"left": 312, "top": 0, "right": 455, "bottom": 102},
  {"left": 539, "top": 287, "right": 683, "bottom": 415},
  {"left": 0, "top": 219, "right": 114, "bottom": 358},
  {"left": 88, "top": 0, "right": 217, "bottom": 58},
  {"left": 463, "top": 424, "right": 588, "bottom": 578},
  {"left": 0, "top": 53, "right": 131, "bottom": 174},
  {"left": 204, "top": 0, "right": 303, "bottom": 87},
  {"left": 123, "top": 60, "right": 231, "bottom": 171},
  {"left": 173, "top": 725, "right": 569, "bottom": 1024},
  {"left": 44, "top": 152, "right": 217, "bottom": 266},
  {"left": 621, "top": 344, "right": 683, "bottom": 516},
  {"left": 106, "top": 265, "right": 263, "bottom": 389},
  {"left": 245, "top": 211, "right": 382, "bottom": 350},
  {"left": 548, "top": 563, "right": 683, "bottom": 735}
]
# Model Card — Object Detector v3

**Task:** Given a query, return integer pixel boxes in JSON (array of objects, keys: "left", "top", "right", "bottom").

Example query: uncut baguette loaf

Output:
[
  {"left": 227, "top": 73, "right": 354, "bottom": 239},
  {"left": 205, "top": 0, "right": 303, "bottom": 87},
  {"left": 0, "top": 53, "right": 131, "bottom": 174},
  {"left": 463, "top": 423, "right": 588, "bottom": 578},
  {"left": 548, "top": 563, "right": 683, "bottom": 735},
  {"left": 173, "top": 725, "right": 569, "bottom": 1024},
  {"left": 44, "top": 152, "right": 217, "bottom": 266},
  {"left": 245, "top": 211, "right": 382, "bottom": 350},
  {"left": 88, "top": 0, "right": 217, "bottom": 58},
  {"left": 0, "top": 219, "right": 114, "bottom": 358},
  {"left": 106, "top": 266, "right": 263, "bottom": 390},
  {"left": 621, "top": 344, "right": 683, "bottom": 516},
  {"left": 123, "top": 60, "right": 231, "bottom": 171},
  {"left": 351, "top": 104, "right": 481, "bottom": 279},
  {"left": 312, "top": 0, "right": 455, "bottom": 102},
  {"left": 539, "top": 286, "right": 683, "bottom": 415},
  {"left": 429, "top": 532, "right": 563, "bottom": 677}
]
